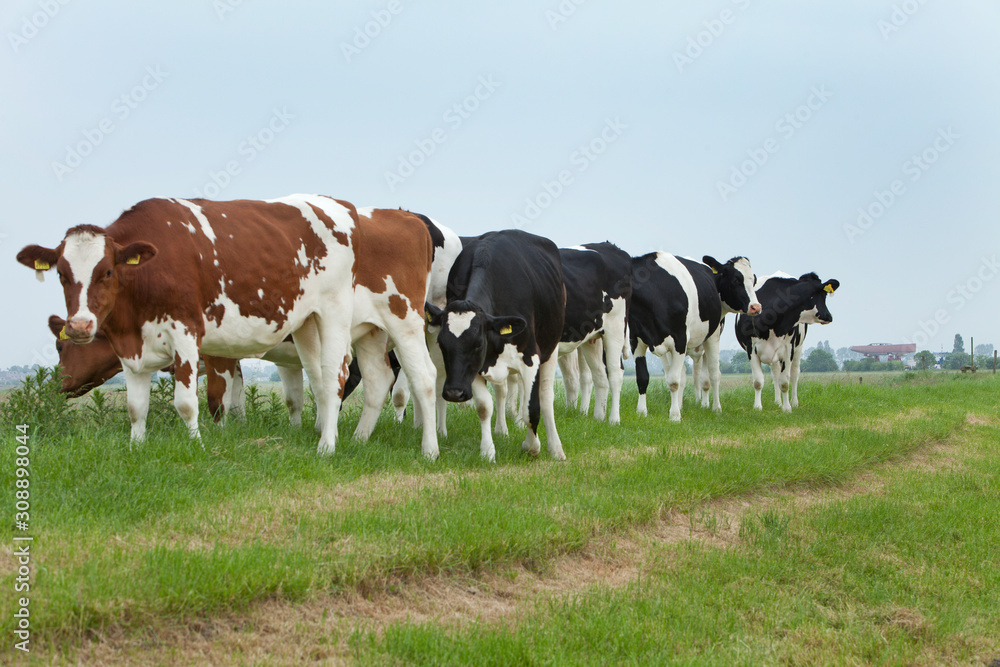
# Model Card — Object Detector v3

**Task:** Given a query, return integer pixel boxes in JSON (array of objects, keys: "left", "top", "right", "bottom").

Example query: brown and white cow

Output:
[
  {"left": 48, "top": 313, "right": 256, "bottom": 421},
  {"left": 18, "top": 195, "right": 439, "bottom": 458}
]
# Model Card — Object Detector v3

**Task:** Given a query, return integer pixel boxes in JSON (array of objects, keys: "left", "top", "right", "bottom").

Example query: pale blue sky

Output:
[{"left": 2, "top": 1, "right": 998, "bottom": 367}]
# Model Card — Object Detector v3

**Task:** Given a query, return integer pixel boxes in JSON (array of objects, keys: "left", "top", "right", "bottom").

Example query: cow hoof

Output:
[
  {"left": 422, "top": 447, "right": 439, "bottom": 462},
  {"left": 316, "top": 441, "right": 336, "bottom": 457}
]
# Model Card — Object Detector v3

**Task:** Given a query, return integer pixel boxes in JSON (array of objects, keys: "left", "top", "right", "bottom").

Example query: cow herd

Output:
[{"left": 17, "top": 195, "right": 839, "bottom": 461}]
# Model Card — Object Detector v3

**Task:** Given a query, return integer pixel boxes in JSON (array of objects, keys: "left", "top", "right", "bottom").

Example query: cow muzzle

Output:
[
  {"left": 442, "top": 387, "right": 471, "bottom": 403},
  {"left": 65, "top": 317, "right": 96, "bottom": 343},
  {"left": 748, "top": 303, "right": 762, "bottom": 316}
]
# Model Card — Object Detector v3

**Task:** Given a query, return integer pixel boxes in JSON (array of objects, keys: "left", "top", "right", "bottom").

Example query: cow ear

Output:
[
  {"left": 114, "top": 241, "right": 157, "bottom": 267},
  {"left": 17, "top": 244, "right": 61, "bottom": 282},
  {"left": 822, "top": 279, "right": 840, "bottom": 295},
  {"left": 702, "top": 256, "right": 723, "bottom": 274},
  {"left": 491, "top": 316, "right": 526, "bottom": 338},
  {"left": 48, "top": 315, "right": 67, "bottom": 338},
  {"left": 424, "top": 303, "right": 444, "bottom": 328}
]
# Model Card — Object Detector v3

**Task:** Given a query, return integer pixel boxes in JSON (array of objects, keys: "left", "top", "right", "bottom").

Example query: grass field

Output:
[{"left": 1, "top": 369, "right": 998, "bottom": 665}]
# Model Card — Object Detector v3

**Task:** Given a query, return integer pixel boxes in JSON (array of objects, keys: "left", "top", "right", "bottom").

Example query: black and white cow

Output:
[
  {"left": 735, "top": 272, "right": 839, "bottom": 412},
  {"left": 629, "top": 254, "right": 760, "bottom": 421},
  {"left": 555, "top": 242, "right": 632, "bottom": 424},
  {"left": 425, "top": 229, "right": 566, "bottom": 462}
]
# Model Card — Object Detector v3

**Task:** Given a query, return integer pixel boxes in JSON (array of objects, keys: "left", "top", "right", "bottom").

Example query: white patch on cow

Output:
[
  {"left": 730, "top": 257, "right": 760, "bottom": 315},
  {"left": 119, "top": 317, "right": 182, "bottom": 370},
  {"left": 426, "top": 217, "right": 463, "bottom": 308},
  {"left": 355, "top": 206, "right": 375, "bottom": 218},
  {"left": 166, "top": 220, "right": 171, "bottom": 226},
  {"left": 446, "top": 311, "right": 476, "bottom": 338},
  {"left": 483, "top": 343, "right": 526, "bottom": 385},
  {"left": 221, "top": 213, "right": 227, "bottom": 218},
  {"left": 261, "top": 340, "right": 301, "bottom": 366},
  {"left": 214, "top": 259, "right": 219, "bottom": 267},
  {"left": 568, "top": 245, "right": 596, "bottom": 253},
  {"left": 258, "top": 288, "right": 264, "bottom": 299},
  {"left": 755, "top": 271, "right": 793, "bottom": 289},
  {"left": 797, "top": 306, "right": 822, "bottom": 324},
  {"left": 752, "top": 330, "right": 793, "bottom": 367},
  {"left": 62, "top": 231, "right": 107, "bottom": 331},
  {"left": 174, "top": 198, "right": 218, "bottom": 244},
  {"left": 296, "top": 245, "right": 309, "bottom": 268},
  {"left": 654, "top": 252, "right": 711, "bottom": 346}
]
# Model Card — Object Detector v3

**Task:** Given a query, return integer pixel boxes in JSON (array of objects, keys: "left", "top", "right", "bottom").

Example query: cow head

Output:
[
  {"left": 425, "top": 300, "right": 525, "bottom": 403},
  {"left": 18, "top": 226, "right": 157, "bottom": 343},
  {"left": 704, "top": 255, "right": 761, "bottom": 316},
  {"left": 794, "top": 273, "right": 840, "bottom": 324},
  {"left": 47, "top": 315, "right": 122, "bottom": 397}
]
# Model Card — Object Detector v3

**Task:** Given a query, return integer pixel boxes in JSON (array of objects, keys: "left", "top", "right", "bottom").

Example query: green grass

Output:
[{"left": 1, "top": 369, "right": 997, "bottom": 664}]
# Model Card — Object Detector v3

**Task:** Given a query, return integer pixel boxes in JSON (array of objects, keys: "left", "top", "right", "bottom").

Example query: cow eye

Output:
[{"left": 105, "top": 269, "right": 112, "bottom": 278}]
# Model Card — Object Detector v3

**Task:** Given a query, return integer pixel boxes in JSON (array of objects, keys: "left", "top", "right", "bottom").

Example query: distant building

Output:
[{"left": 849, "top": 343, "right": 916, "bottom": 362}]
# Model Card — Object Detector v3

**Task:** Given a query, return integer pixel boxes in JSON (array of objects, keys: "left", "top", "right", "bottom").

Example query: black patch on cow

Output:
[
  {"left": 735, "top": 274, "right": 838, "bottom": 358},
  {"left": 629, "top": 253, "right": 723, "bottom": 356},
  {"left": 411, "top": 212, "right": 446, "bottom": 250},
  {"left": 559, "top": 242, "right": 632, "bottom": 345},
  {"left": 435, "top": 230, "right": 564, "bottom": 430}
]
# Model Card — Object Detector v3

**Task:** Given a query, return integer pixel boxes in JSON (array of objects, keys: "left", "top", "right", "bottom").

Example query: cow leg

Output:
[
  {"left": 750, "top": 351, "right": 766, "bottom": 411},
  {"left": 635, "top": 347, "right": 650, "bottom": 416},
  {"left": 558, "top": 349, "right": 580, "bottom": 410},
  {"left": 520, "top": 361, "right": 543, "bottom": 457},
  {"left": 508, "top": 375, "right": 522, "bottom": 423},
  {"left": 390, "top": 332, "right": 439, "bottom": 460},
  {"left": 391, "top": 368, "right": 410, "bottom": 423},
  {"left": 471, "top": 375, "right": 496, "bottom": 462},
  {"left": 689, "top": 349, "right": 705, "bottom": 407},
  {"left": 663, "top": 350, "right": 686, "bottom": 422},
  {"left": 771, "top": 363, "right": 783, "bottom": 408},
  {"left": 122, "top": 367, "right": 152, "bottom": 444},
  {"left": 704, "top": 330, "right": 722, "bottom": 413},
  {"left": 538, "top": 354, "right": 566, "bottom": 460},
  {"left": 229, "top": 362, "right": 246, "bottom": 419},
  {"left": 789, "top": 344, "right": 803, "bottom": 410},
  {"left": 777, "top": 360, "right": 792, "bottom": 413},
  {"left": 205, "top": 357, "right": 228, "bottom": 423},
  {"left": 171, "top": 347, "right": 202, "bottom": 440},
  {"left": 601, "top": 327, "right": 627, "bottom": 425},
  {"left": 293, "top": 315, "right": 326, "bottom": 434},
  {"left": 427, "top": 330, "right": 449, "bottom": 437},
  {"left": 579, "top": 345, "right": 594, "bottom": 416},
  {"left": 276, "top": 365, "right": 304, "bottom": 426},
  {"left": 353, "top": 328, "right": 395, "bottom": 442},
  {"left": 494, "top": 379, "right": 509, "bottom": 437},
  {"left": 580, "top": 338, "right": 609, "bottom": 421}
]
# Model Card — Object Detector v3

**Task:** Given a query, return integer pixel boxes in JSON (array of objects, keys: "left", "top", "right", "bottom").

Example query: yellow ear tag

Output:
[
  {"left": 126, "top": 255, "right": 140, "bottom": 265},
  {"left": 710, "top": 267, "right": 718, "bottom": 274},
  {"left": 425, "top": 311, "right": 433, "bottom": 324},
  {"left": 59, "top": 327, "right": 70, "bottom": 341},
  {"left": 824, "top": 284, "right": 835, "bottom": 295},
  {"left": 34, "top": 260, "right": 50, "bottom": 270},
  {"left": 500, "top": 325, "right": 513, "bottom": 335}
]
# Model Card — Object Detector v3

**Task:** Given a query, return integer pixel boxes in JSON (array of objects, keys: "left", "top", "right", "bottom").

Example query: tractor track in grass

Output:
[{"left": 62, "top": 430, "right": 970, "bottom": 666}]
